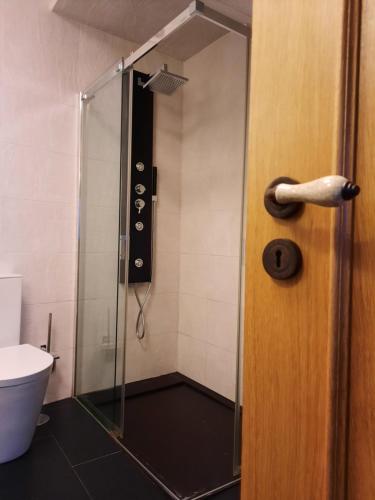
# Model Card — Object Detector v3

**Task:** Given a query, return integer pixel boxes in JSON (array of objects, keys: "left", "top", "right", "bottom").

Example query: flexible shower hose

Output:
[{"left": 133, "top": 198, "right": 156, "bottom": 340}]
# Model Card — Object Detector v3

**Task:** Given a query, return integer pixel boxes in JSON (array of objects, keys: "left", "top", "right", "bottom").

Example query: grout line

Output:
[
  {"left": 72, "top": 450, "right": 122, "bottom": 469},
  {"left": 71, "top": 467, "right": 95, "bottom": 500},
  {"left": 49, "top": 435, "right": 94, "bottom": 500},
  {"left": 49, "top": 434, "right": 74, "bottom": 467}
]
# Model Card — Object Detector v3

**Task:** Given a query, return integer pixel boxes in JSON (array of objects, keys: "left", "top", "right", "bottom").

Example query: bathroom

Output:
[{"left": 1, "top": 1, "right": 374, "bottom": 500}]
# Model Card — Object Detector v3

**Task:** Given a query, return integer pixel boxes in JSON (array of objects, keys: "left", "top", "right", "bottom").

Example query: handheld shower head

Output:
[{"left": 143, "top": 64, "right": 188, "bottom": 96}]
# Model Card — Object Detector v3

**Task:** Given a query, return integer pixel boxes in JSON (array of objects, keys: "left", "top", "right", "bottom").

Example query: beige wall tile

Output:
[
  {"left": 45, "top": 347, "right": 74, "bottom": 403},
  {"left": 177, "top": 334, "right": 207, "bottom": 386},
  {"left": 21, "top": 301, "right": 75, "bottom": 352},
  {"left": 179, "top": 293, "right": 207, "bottom": 342},
  {"left": 177, "top": 32, "right": 247, "bottom": 399},
  {"left": 179, "top": 254, "right": 209, "bottom": 297},
  {"left": 206, "top": 300, "right": 238, "bottom": 353},
  {"left": 205, "top": 344, "right": 236, "bottom": 400}
]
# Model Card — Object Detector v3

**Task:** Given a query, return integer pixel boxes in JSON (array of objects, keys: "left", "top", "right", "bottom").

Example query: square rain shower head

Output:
[{"left": 143, "top": 65, "right": 189, "bottom": 95}]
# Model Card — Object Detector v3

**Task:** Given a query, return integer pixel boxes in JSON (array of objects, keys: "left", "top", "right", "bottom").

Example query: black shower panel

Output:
[{"left": 128, "top": 70, "right": 154, "bottom": 284}]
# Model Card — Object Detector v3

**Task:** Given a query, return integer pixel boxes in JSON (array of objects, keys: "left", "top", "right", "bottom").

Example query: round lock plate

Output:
[{"left": 262, "top": 239, "right": 302, "bottom": 280}]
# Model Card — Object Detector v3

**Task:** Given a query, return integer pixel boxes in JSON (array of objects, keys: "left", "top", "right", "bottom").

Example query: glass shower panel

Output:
[
  {"left": 75, "top": 71, "right": 128, "bottom": 434},
  {"left": 119, "top": 31, "right": 248, "bottom": 499}
]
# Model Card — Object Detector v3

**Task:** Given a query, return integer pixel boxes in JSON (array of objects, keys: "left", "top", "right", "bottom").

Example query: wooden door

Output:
[
  {"left": 241, "top": 1, "right": 359, "bottom": 499},
  {"left": 347, "top": 1, "right": 375, "bottom": 498}
]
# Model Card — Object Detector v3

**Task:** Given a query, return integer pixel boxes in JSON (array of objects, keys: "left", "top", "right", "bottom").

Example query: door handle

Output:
[{"left": 264, "top": 175, "right": 360, "bottom": 218}]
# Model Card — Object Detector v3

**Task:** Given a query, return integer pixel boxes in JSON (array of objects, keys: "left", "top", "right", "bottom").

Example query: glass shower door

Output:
[{"left": 75, "top": 69, "right": 131, "bottom": 435}]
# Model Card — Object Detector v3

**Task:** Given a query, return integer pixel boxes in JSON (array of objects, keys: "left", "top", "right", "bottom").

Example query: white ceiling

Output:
[{"left": 52, "top": 0, "right": 251, "bottom": 59}]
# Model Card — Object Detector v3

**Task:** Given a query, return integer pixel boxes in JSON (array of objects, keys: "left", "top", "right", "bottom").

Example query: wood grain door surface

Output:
[{"left": 241, "top": 1, "right": 360, "bottom": 499}]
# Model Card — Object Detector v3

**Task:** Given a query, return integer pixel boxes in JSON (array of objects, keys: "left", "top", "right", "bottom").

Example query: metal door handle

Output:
[{"left": 265, "top": 175, "right": 360, "bottom": 218}]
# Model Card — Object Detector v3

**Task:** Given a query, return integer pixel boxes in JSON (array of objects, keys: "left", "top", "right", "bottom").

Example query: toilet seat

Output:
[{"left": 0, "top": 344, "right": 53, "bottom": 388}]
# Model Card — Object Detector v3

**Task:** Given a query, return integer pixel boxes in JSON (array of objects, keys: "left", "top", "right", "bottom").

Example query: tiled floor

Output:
[
  {"left": 0, "top": 398, "right": 240, "bottom": 500},
  {"left": 90, "top": 373, "right": 239, "bottom": 499}
]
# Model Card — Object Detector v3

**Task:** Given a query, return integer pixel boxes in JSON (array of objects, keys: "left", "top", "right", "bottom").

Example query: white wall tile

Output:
[
  {"left": 177, "top": 334, "right": 207, "bottom": 386},
  {"left": 179, "top": 254, "right": 209, "bottom": 297},
  {"left": 21, "top": 300, "right": 75, "bottom": 351},
  {"left": 206, "top": 300, "right": 238, "bottom": 353},
  {"left": 75, "top": 342, "right": 116, "bottom": 394},
  {"left": 79, "top": 204, "right": 118, "bottom": 254},
  {"left": 206, "top": 255, "right": 240, "bottom": 304},
  {"left": 125, "top": 333, "right": 177, "bottom": 383},
  {"left": 45, "top": 347, "right": 74, "bottom": 403},
  {"left": 177, "top": 33, "right": 247, "bottom": 398},
  {"left": 152, "top": 252, "right": 180, "bottom": 294},
  {"left": 205, "top": 344, "right": 236, "bottom": 401},
  {"left": 83, "top": 158, "right": 120, "bottom": 208},
  {"left": 179, "top": 293, "right": 207, "bottom": 342},
  {"left": 0, "top": 0, "right": 246, "bottom": 403},
  {"left": 76, "top": 298, "right": 117, "bottom": 348},
  {"left": 79, "top": 252, "right": 118, "bottom": 301},
  {"left": 0, "top": 143, "right": 40, "bottom": 199},
  {"left": 154, "top": 210, "right": 180, "bottom": 254},
  {"left": 208, "top": 210, "right": 242, "bottom": 257},
  {"left": 180, "top": 209, "right": 211, "bottom": 255}
]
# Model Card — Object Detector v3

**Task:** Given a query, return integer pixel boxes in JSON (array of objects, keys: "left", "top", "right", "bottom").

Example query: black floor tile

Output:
[
  {"left": 41, "top": 398, "right": 120, "bottom": 466},
  {"left": 0, "top": 436, "right": 90, "bottom": 500},
  {"left": 75, "top": 451, "right": 169, "bottom": 500},
  {"left": 119, "top": 384, "right": 237, "bottom": 499}
]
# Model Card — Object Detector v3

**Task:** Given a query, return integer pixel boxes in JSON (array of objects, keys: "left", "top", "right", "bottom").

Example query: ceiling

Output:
[{"left": 52, "top": 0, "right": 251, "bottom": 60}]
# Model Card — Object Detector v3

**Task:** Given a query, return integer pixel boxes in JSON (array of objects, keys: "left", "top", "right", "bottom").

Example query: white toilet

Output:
[{"left": 0, "top": 274, "right": 53, "bottom": 464}]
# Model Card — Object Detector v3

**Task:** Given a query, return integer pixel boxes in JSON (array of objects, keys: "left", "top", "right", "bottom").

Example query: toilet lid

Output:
[{"left": 0, "top": 344, "right": 53, "bottom": 388}]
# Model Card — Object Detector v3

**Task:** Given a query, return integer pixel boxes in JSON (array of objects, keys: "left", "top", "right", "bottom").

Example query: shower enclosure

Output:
[{"left": 75, "top": 2, "right": 249, "bottom": 499}]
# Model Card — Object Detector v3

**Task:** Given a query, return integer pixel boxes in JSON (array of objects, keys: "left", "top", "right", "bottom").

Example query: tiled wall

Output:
[
  {"left": 0, "top": 0, "right": 138, "bottom": 402},
  {"left": 76, "top": 52, "right": 183, "bottom": 393},
  {"left": 75, "top": 74, "right": 124, "bottom": 395},
  {"left": 177, "top": 33, "right": 247, "bottom": 400},
  {"left": 124, "top": 55, "right": 182, "bottom": 384},
  {"left": 0, "top": 0, "right": 247, "bottom": 403}
]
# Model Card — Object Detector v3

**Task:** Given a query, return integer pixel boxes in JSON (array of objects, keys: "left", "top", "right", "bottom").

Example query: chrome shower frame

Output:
[
  {"left": 76, "top": 1, "right": 251, "bottom": 496},
  {"left": 81, "top": 0, "right": 249, "bottom": 101}
]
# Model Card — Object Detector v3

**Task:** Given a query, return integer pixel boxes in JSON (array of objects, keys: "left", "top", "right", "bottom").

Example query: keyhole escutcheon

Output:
[{"left": 262, "top": 239, "right": 302, "bottom": 280}]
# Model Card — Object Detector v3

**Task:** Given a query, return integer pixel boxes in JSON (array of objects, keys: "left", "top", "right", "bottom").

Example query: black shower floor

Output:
[{"left": 88, "top": 373, "right": 239, "bottom": 500}]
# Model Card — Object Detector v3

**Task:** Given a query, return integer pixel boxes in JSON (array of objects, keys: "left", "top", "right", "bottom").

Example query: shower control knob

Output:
[
  {"left": 135, "top": 221, "right": 144, "bottom": 231},
  {"left": 135, "top": 184, "right": 146, "bottom": 195},
  {"left": 135, "top": 258, "right": 144, "bottom": 268},
  {"left": 135, "top": 198, "right": 145, "bottom": 214},
  {"left": 264, "top": 175, "right": 360, "bottom": 218},
  {"left": 136, "top": 162, "right": 145, "bottom": 172}
]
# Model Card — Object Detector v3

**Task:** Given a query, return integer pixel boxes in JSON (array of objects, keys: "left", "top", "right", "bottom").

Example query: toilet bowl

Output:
[{"left": 0, "top": 344, "right": 53, "bottom": 463}]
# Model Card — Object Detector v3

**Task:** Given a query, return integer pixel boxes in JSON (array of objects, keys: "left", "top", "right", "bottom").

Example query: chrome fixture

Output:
[
  {"left": 133, "top": 175, "right": 158, "bottom": 341},
  {"left": 135, "top": 259, "right": 144, "bottom": 268},
  {"left": 136, "top": 162, "right": 145, "bottom": 172},
  {"left": 135, "top": 222, "right": 144, "bottom": 231},
  {"left": 135, "top": 184, "right": 146, "bottom": 195},
  {"left": 38, "top": 313, "right": 60, "bottom": 427},
  {"left": 135, "top": 198, "right": 146, "bottom": 214},
  {"left": 40, "top": 313, "right": 60, "bottom": 372},
  {"left": 81, "top": 1, "right": 249, "bottom": 101},
  {"left": 143, "top": 64, "right": 188, "bottom": 96}
]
